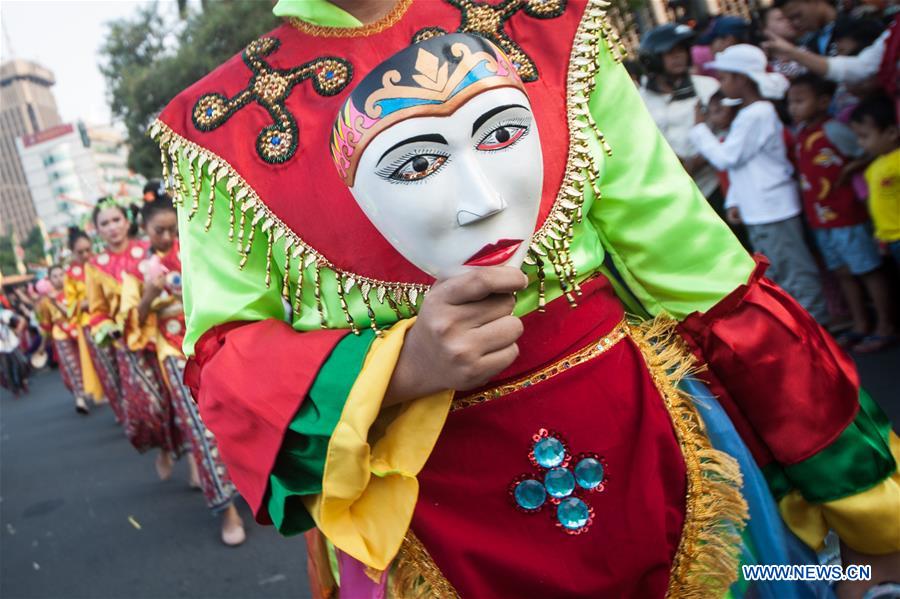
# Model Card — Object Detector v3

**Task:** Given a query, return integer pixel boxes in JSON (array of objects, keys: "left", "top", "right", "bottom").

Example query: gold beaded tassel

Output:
[
  {"left": 337, "top": 274, "right": 360, "bottom": 335},
  {"left": 360, "top": 288, "right": 382, "bottom": 336},
  {"left": 189, "top": 154, "right": 207, "bottom": 221},
  {"left": 535, "top": 251, "right": 547, "bottom": 312},
  {"left": 159, "top": 141, "right": 174, "bottom": 200},
  {"left": 171, "top": 146, "right": 187, "bottom": 207},
  {"left": 281, "top": 241, "right": 293, "bottom": 302},
  {"left": 238, "top": 210, "right": 260, "bottom": 270},
  {"left": 185, "top": 152, "right": 198, "bottom": 220},
  {"left": 264, "top": 233, "right": 274, "bottom": 288},
  {"left": 293, "top": 247, "right": 306, "bottom": 316},
  {"left": 227, "top": 187, "right": 237, "bottom": 241},
  {"left": 204, "top": 170, "right": 218, "bottom": 231},
  {"left": 313, "top": 263, "right": 327, "bottom": 329},
  {"left": 384, "top": 289, "right": 404, "bottom": 320}
]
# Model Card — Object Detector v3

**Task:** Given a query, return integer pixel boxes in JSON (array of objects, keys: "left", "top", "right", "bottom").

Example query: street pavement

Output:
[
  {"left": 1, "top": 346, "right": 898, "bottom": 599},
  {"left": 1, "top": 373, "right": 310, "bottom": 599}
]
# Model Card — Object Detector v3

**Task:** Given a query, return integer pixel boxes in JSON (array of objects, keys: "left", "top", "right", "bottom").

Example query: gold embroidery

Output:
[
  {"left": 453, "top": 319, "right": 628, "bottom": 411},
  {"left": 287, "top": 0, "right": 413, "bottom": 38}
]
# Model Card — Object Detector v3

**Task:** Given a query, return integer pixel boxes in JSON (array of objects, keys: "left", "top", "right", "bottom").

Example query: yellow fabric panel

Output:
[
  {"left": 64, "top": 274, "right": 90, "bottom": 327},
  {"left": 76, "top": 327, "right": 105, "bottom": 404},
  {"left": 304, "top": 318, "right": 453, "bottom": 571},
  {"left": 35, "top": 297, "right": 69, "bottom": 341},
  {"left": 120, "top": 272, "right": 184, "bottom": 363},
  {"left": 86, "top": 263, "right": 122, "bottom": 330},
  {"left": 779, "top": 431, "right": 900, "bottom": 555}
]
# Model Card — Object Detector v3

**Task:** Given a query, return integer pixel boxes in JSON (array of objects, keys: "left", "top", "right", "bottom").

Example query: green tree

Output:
[
  {"left": 0, "top": 234, "right": 17, "bottom": 275},
  {"left": 100, "top": 1, "right": 278, "bottom": 178}
]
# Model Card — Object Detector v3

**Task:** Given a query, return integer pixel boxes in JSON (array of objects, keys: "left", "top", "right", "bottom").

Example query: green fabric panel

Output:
[
  {"left": 273, "top": 0, "right": 362, "bottom": 26},
  {"left": 782, "top": 389, "right": 895, "bottom": 504},
  {"left": 266, "top": 329, "right": 376, "bottom": 536},
  {"left": 761, "top": 462, "right": 793, "bottom": 503},
  {"left": 175, "top": 156, "right": 286, "bottom": 356}
]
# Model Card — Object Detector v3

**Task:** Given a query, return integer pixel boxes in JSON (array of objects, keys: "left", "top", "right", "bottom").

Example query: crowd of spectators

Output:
[{"left": 630, "top": 0, "right": 899, "bottom": 353}]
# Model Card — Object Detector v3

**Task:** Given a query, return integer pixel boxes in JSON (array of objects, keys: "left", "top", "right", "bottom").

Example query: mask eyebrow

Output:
[
  {"left": 471, "top": 104, "right": 528, "bottom": 136},
  {"left": 377, "top": 134, "right": 448, "bottom": 165}
]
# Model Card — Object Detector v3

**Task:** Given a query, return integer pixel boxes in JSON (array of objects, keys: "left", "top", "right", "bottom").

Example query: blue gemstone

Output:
[
  {"left": 205, "top": 107, "right": 213, "bottom": 117},
  {"left": 533, "top": 436, "right": 565, "bottom": 468},
  {"left": 325, "top": 70, "right": 335, "bottom": 79},
  {"left": 514, "top": 479, "right": 546, "bottom": 510},
  {"left": 574, "top": 458, "right": 604, "bottom": 490},
  {"left": 544, "top": 467, "right": 575, "bottom": 498},
  {"left": 557, "top": 497, "right": 590, "bottom": 530},
  {"left": 271, "top": 135, "right": 282, "bottom": 146}
]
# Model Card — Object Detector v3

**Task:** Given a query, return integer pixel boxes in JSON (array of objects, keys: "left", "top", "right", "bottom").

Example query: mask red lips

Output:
[{"left": 464, "top": 239, "right": 523, "bottom": 267}]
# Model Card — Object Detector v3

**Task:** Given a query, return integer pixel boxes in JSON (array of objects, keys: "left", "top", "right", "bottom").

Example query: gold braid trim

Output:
[
  {"left": 452, "top": 318, "right": 628, "bottom": 411},
  {"left": 389, "top": 531, "right": 460, "bottom": 599},
  {"left": 629, "top": 318, "right": 748, "bottom": 599},
  {"left": 286, "top": 0, "right": 413, "bottom": 38}
]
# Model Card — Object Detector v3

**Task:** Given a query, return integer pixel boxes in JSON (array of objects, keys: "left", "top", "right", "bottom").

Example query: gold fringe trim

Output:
[
  {"left": 286, "top": 0, "right": 413, "bottom": 38},
  {"left": 524, "top": 0, "right": 623, "bottom": 310},
  {"left": 389, "top": 531, "right": 460, "bottom": 599},
  {"left": 148, "top": 0, "right": 624, "bottom": 327},
  {"left": 628, "top": 317, "right": 748, "bottom": 599}
]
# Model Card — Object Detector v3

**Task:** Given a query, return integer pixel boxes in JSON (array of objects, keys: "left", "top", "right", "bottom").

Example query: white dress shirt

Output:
[
  {"left": 0, "top": 310, "right": 20, "bottom": 353},
  {"left": 689, "top": 101, "right": 801, "bottom": 225}
]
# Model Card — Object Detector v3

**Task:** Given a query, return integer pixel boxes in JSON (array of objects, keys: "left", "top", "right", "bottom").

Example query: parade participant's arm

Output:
[
  {"left": 688, "top": 106, "right": 769, "bottom": 173},
  {"left": 586, "top": 39, "right": 899, "bottom": 557},
  {"left": 763, "top": 30, "right": 888, "bottom": 83},
  {"left": 120, "top": 272, "right": 156, "bottom": 352},
  {"left": 63, "top": 275, "right": 80, "bottom": 320}
]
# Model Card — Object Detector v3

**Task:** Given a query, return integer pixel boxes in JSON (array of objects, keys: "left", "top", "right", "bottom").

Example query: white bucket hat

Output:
[{"left": 705, "top": 44, "right": 789, "bottom": 100}]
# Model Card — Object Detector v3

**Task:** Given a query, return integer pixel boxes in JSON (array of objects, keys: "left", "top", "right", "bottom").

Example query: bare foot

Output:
[
  {"left": 155, "top": 450, "right": 174, "bottom": 481},
  {"left": 187, "top": 454, "right": 202, "bottom": 489},
  {"left": 220, "top": 504, "right": 245, "bottom": 547}
]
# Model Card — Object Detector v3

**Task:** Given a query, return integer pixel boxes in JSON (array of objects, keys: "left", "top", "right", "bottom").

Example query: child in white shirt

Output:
[{"left": 689, "top": 44, "right": 828, "bottom": 324}]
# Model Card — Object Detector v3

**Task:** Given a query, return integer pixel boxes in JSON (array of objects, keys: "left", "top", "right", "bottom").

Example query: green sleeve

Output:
[
  {"left": 764, "top": 390, "right": 896, "bottom": 503},
  {"left": 266, "top": 329, "right": 377, "bottom": 535},
  {"left": 585, "top": 44, "right": 756, "bottom": 319}
]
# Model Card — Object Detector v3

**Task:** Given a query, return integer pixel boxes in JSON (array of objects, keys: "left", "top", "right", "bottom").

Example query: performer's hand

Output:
[
  {"left": 385, "top": 267, "right": 528, "bottom": 406},
  {"left": 694, "top": 101, "right": 706, "bottom": 125},
  {"left": 143, "top": 275, "right": 166, "bottom": 301},
  {"left": 726, "top": 206, "right": 742, "bottom": 225}
]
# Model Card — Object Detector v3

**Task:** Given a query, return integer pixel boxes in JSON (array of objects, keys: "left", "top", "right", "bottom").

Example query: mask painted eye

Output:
[
  {"left": 390, "top": 154, "right": 447, "bottom": 182},
  {"left": 477, "top": 124, "right": 527, "bottom": 151}
]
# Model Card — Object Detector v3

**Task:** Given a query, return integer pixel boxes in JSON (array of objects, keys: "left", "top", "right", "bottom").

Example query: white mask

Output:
[{"left": 332, "top": 34, "right": 543, "bottom": 280}]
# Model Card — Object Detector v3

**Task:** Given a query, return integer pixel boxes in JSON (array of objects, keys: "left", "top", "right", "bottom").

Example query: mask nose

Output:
[{"left": 456, "top": 159, "right": 507, "bottom": 227}]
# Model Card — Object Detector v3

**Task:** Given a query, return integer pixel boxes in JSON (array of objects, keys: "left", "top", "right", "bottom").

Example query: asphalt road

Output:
[
  {"left": 0, "top": 372, "right": 311, "bottom": 599},
  {"left": 1, "top": 347, "right": 898, "bottom": 599}
]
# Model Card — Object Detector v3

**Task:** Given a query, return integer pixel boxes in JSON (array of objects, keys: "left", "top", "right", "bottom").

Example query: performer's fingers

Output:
[{"left": 439, "top": 267, "right": 528, "bottom": 305}]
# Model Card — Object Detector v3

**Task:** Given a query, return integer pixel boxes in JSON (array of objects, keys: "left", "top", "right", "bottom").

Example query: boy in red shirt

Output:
[{"left": 787, "top": 73, "right": 896, "bottom": 350}]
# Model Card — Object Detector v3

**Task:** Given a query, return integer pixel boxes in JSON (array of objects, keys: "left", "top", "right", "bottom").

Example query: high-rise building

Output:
[
  {"left": 15, "top": 122, "right": 146, "bottom": 236},
  {"left": 16, "top": 123, "right": 100, "bottom": 234},
  {"left": 0, "top": 59, "right": 62, "bottom": 239}
]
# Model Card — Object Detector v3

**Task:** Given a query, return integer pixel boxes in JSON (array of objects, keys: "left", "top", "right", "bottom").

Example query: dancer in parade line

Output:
[
  {"left": 121, "top": 196, "right": 245, "bottom": 546},
  {"left": 86, "top": 199, "right": 181, "bottom": 479},
  {"left": 152, "top": 1, "right": 899, "bottom": 597},
  {"left": 35, "top": 265, "right": 90, "bottom": 414},
  {"left": 64, "top": 228, "right": 105, "bottom": 409}
]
